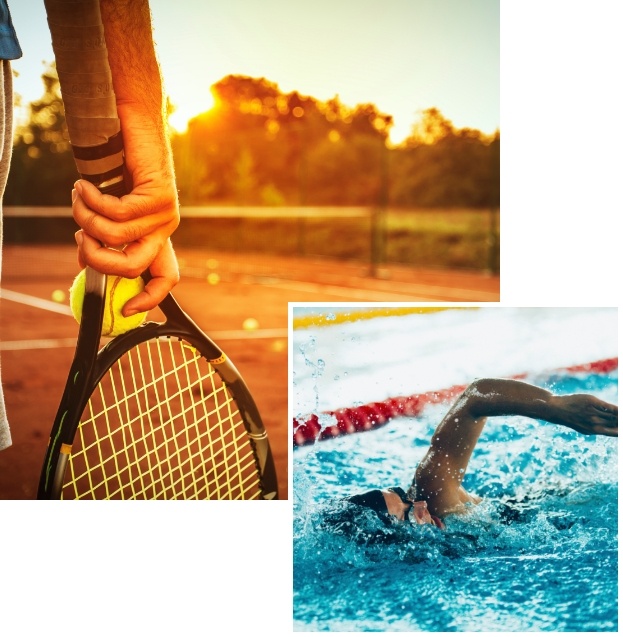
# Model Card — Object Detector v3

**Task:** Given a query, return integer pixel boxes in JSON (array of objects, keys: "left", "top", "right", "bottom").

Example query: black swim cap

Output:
[
  {"left": 344, "top": 487, "right": 415, "bottom": 523},
  {"left": 338, "top": 487, "right": 444, "bottom": 532},
  {"left": 344, "top": 489, "right": 388, "bottom": 515}
]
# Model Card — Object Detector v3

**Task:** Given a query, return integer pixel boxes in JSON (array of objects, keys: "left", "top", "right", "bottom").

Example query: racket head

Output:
[{"left": 39, "top": 297, "right": 278, "bottom": 500}]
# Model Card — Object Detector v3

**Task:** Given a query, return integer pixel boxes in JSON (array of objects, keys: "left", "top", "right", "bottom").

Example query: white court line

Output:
[
  {"left": 0, "top": 328, "right": 288, "bottom": 351},
  {"left": 0, "top": 288, "right": 73, "bottom": 315},
  {"left": 204, "top": 328, "right": 288, "bottom": 340},
  {"left": 0, "top": 337, "right": 77, "bottom": 351},
  {"left": 0, "top": 288, "right": 287, "bottom": 350}
]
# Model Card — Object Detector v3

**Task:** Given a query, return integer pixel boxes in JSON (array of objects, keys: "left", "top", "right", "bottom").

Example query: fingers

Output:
[
  {"left": 74, "top": 185, "right": 178, "bottom": 279},
  {"left": 76, "top": 232, "right": 180, "bottom": 313},
  {"left": 576, "top": 415, "right": 618, "bottom": 437},
  {"left": 588, "top": 401, "right": 618, "bottom": 431},
  {"left": 75, "top": 238, "right": 179, "bottom": 315},
  {"left": 76, "top": 229, "right": 157, "bottom": 278},
  {"left": 72, "top": 179, "right": 179, "bottom": 247},
  {"left": 123, "top": 241, "right": 180, "bottom": 315},
  {"left": 591, "top": 400, "right": 618, "bottom": 417},
  {"left": 591, "top": 424, "right": 618, "bottom": 437},
  {"left": 558, "top": 395, "right": 618, "bottom": 437},
  {"left": 72, "top": 176, "right": 181, "bottom": 314}
]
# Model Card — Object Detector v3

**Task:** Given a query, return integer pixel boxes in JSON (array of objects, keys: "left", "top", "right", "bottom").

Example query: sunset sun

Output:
[{"left": 168, "top": 90, "right": 216, "bottom": 132}]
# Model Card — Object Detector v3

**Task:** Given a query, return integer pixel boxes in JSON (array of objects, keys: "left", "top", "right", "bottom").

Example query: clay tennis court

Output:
[{"left": 0, "top": 244, "right": 499, "bottom": 499}]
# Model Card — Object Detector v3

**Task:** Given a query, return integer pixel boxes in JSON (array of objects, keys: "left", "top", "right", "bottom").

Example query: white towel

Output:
[{"left": 1, "top": 58, "right": 14, "bottom": 450}]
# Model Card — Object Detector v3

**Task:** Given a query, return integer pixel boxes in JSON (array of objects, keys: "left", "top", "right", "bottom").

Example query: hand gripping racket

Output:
[{"left": 38, "top": 0, "right": 278, "bottom": 500}]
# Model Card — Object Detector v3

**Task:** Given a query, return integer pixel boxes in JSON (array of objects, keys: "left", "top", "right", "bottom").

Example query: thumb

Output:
[{"left": 122, "top": 241, "right": 179, "bottom": 315}]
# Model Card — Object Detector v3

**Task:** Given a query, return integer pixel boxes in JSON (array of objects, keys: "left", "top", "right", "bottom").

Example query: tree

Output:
[
  {"left": 390, "top": 109, "right": 500, "bottom": 208},
  {"left": 5, "top": 63, "right": 76, "bottom": 205},
  {"left": 6, "top": 68, "right": 499, "bottom": 210},
  {"left": 172, "top": 74, "right": 394, "bottom": 206}
]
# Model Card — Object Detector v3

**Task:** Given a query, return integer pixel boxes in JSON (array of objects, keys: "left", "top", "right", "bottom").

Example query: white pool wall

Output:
[{"left": 292, "top": 307, "right": 617, "bottom": 414}]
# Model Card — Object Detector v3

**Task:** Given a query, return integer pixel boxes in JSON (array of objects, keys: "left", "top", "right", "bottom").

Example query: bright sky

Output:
[{"left": 9, "top": 0, "right": 499, "bottom": 144}]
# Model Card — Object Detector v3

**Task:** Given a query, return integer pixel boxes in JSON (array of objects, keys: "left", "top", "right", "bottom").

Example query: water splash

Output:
[
  {"left": 297, "top": 334, "right": 325, "bottom": 411},
  {"left": 294, "top": 372, "right": 618, "bottom": 632}
]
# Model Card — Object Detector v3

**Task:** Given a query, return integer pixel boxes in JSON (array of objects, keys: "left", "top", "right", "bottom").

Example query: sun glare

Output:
[{"left": 168, "top": 90, "right": 216, "bottom": 132}]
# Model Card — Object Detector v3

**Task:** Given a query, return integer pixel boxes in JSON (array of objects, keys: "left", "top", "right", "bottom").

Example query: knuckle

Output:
[
  {"left": 125, "top": 265, "right": 145, "bottom": 279},
  {"left": 168, "top": 213, "right": 180, "bottom": 232},
  {"left": 112, "top": 261, "right": 143, "bottom": 280},
  {"left": 81, "top": 212, "right": 100, "bottom": 236},
  {"left": 127, "top": 198, "right": 151, "bottom": 220},
  {"left": 125, "top": 223, "right": 145, "bottom": 243},
  {"left": 109, "top": 223, "right": 141, "bottom": 246},
  {"left": 110, "top": 207, "right": 134, "bottom": 223},
  {"left": 105, "top": 228, "right": 128, "bottom": 247}
]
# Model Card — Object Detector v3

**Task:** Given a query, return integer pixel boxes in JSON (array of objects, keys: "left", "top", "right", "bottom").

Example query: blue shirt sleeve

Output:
[{"left": 0, "top": 0, "right": 22, "bottom": 60}]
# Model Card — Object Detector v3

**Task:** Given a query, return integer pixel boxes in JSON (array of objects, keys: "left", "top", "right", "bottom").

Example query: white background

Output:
[{"left": 3, "top": 2, "right": 622, "bottom": 636}]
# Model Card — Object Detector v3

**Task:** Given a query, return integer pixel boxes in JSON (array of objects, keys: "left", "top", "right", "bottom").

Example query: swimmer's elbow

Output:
[
  {"left": 463, "top": 378, "right": 497, "bottom": 400},
  {"left": 451, "top": 379, "right": 491, "bottom": 418},
  {"left": 461, "top": 378, "right": 516, "bottom": 418},
  {"left": 462, "top": 378, "right": 556, "bottom": 420}
]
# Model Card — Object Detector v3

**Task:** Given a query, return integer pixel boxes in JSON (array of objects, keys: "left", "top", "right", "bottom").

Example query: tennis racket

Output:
[{"left": 38, "top": 0, "right": 278, "bottom": 500}]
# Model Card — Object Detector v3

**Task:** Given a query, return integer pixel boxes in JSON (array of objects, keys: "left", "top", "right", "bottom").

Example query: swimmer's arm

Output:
[{"left": 413, "top": 378, "right": 618, "bottom": 517}]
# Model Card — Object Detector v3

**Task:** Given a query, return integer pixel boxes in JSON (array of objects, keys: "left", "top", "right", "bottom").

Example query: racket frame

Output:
[{"left": 38, "top": 289, "right": 278, "bottom": 500}]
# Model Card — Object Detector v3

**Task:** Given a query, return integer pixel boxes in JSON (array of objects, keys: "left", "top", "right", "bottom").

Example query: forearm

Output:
[
  {"left": 461, "top": 378, "right": 555, "bottom": 421},
  {"left": 99, "top": 0, "right": 172, "bottom": 175}
]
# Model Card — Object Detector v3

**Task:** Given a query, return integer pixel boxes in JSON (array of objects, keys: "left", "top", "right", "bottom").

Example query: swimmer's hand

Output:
[{"left": 548, "top": 394, "right": 618, "bottom": 437}]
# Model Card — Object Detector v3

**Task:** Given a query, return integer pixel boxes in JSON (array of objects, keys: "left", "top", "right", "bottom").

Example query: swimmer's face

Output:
[
  {"left": 408, "top": 500, "right": 446, "bottom": 530},
  {"left": 380, "top": 489, "right": 445, "bottom": 529},
  {"left": 410, "top": 500, "right": 434, "bottom": 524}
]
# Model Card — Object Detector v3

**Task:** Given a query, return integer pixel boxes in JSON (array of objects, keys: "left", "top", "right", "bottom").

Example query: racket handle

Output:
[
  {"left": 44, "top": 0, "right": 127, "bottom": 196},
  {"left": 98, "top": 178, "right": 129, "bottom": 198}
]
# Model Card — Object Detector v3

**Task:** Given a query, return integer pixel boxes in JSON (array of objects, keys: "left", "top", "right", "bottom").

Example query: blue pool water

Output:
[{"left": 293, "top": 370, "right": 618, "bottom": 632}]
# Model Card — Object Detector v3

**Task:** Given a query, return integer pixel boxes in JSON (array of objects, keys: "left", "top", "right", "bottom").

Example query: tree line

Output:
[{"left": 5, "top": 66, "right": 499, "bottom": 209}]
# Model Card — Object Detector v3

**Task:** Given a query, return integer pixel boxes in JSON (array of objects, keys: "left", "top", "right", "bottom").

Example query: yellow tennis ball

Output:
[
  {"left": 51, "top": 289, "right": 66, "bottom": 303},
  {"left": 69, "top": 270, "right": 148, "bottom": 337},
  {"left": 242, "top": 317, "right": 259, "bottom": 331},
  {"left": 270, "top": 339, "right": 286, "bottom": 353}
]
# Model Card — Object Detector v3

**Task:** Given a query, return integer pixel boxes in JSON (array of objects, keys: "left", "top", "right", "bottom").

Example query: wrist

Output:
[{"left": 542, "top": 394, "right": 564, "bottom": 425}]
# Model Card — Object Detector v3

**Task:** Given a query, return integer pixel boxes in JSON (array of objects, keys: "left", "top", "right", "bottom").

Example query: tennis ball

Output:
[
  {"left": 51, "top": 289, "right": 66, "bottom": 303},
  {"left": 69, "top": 270, "right": 148, "bottom": 337},
  {"left": 271, "top": 339, "right": 286, "bottom": 353},
  {"left": 242, "top": 317, "right": 259, "bottom": 331}
]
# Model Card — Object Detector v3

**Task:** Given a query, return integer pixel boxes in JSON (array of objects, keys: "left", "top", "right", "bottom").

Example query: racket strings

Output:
[{"left": 63, "top": 337, "right": 263, "bottom": 499}]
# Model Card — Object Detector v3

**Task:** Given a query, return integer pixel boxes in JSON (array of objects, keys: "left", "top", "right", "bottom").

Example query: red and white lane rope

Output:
[{"left": 293, "top": 358, "right": 618, "bottom": 447}]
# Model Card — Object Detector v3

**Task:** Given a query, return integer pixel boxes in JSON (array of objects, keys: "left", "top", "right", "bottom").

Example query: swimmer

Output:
[{"left": 344, "top": 378, "right": 618, "bottom": 529}]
